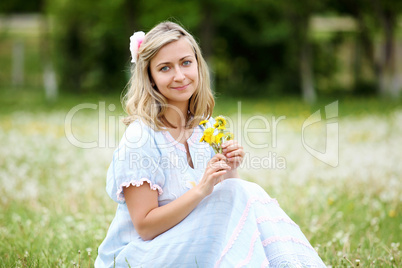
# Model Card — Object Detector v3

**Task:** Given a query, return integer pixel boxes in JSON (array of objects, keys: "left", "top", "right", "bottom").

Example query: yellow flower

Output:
[
  {"left": 200, "top": 127, "right": 214, "bottom": 144},
  {"left": 199, "top": 120, "right": 208, "bottom": 126},
  {"left": 204, "top": 127, "right": 214, "bottom": 136},
  {"left": 225, "top": 132, "right": 234, "bottom": 141},
  {"left": 214, "top": 116, "right": 227, "bottom": 128},
  {"left": 210, "top": 135, "right": 216, "bottom": 144},
  {"left": 214, "top": 132, "right": 225, "bottom": 144},
  {"left": 199, "top": 115, "right": 233, "bottom": 154}
]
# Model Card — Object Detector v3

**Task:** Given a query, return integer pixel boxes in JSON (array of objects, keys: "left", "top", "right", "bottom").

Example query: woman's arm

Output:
[{"left": 124, "top": 154, "right": 230, "bottom": 241}]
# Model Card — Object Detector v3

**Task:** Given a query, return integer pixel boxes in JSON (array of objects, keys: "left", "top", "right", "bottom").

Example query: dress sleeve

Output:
[{"left": 105, "top": 121, "right": 165, "bottom": 203}]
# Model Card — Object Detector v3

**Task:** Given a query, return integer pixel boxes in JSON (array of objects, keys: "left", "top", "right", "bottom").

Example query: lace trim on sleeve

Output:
[{"left": 116, "top": 178, "right": 163, "bottom": 202}]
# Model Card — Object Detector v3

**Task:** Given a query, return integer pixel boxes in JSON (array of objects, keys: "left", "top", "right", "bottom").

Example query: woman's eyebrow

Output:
[{"left": 180, "top": 55, "right": 193, "bottom": 61}]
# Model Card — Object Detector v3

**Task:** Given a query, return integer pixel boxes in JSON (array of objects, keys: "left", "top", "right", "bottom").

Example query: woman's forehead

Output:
[{"left": 151, "top": 38, "right": 195, "bottom": 66}]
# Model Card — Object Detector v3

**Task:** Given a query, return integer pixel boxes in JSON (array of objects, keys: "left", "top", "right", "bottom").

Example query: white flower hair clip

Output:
[{"left": 129, "top": 31, "right": 145, "bottom": 63}]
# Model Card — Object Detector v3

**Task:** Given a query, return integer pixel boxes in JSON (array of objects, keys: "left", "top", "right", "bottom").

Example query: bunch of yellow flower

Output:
[{"left": 199, "top": 116, "right": 234, "bottom": 154}]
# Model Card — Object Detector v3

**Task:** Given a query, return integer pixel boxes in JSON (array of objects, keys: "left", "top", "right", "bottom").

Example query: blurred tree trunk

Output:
[
  {"left": 285, "top": 0, "right": 317, "bottom": 103},
  {"left": 199, "top": 1, "right": 214, "bottom": 61},
  {"left": 294, "top": 16, "right": 316, "bottom": 104},
  {"left": 199, "top": 0, "right": 215, "bottom": 88},
  {"left": 354, "top": 13, "right": 375, "bottom": 91},
  {"left": 300, "top": 29, "right": 316, "bottom": 104},
  {"left": 371, "top": 0, "right": 400, "bottom": 97}
]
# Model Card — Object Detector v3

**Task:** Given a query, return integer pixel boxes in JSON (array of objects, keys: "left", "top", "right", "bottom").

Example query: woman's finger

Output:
[
  {"left": 210, "top": 160, "right": 230, "bottom": 171},
  {"left": 223, "top": 143, "right": 242, "bottom": 154},
  {"left": 208, "top": 158, "right": 226, "bottom": 169},
  {"left": 210, "top": 153, "right": 226, "bottom": 163},
  {"left": 226, "top": 149, "right": 244, "bottom": 158},
  {"left": 222, "top": 140, "right": 237, "bottom": 148},
  {"left": 211, "top": 169, "right": 227, "bottom": 179},
  {"left": 226, "top": 156, "right": 243, "bottom": 163}
]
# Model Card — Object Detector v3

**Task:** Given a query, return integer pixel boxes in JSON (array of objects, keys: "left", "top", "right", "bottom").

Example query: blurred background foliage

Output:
[{"left": 1, "top": 0, "right": 402, "bottom": 102}]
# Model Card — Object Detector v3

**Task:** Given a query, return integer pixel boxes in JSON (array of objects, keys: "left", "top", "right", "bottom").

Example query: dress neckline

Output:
[
  {"left": 164, "top": 127, "right": 195, "bottom": 146},
  {"left": 162, "top": 128, "right": 200, "bottom": 171},
  {"left": 162, "top": 126, "right": 201, "bottom": 151}
]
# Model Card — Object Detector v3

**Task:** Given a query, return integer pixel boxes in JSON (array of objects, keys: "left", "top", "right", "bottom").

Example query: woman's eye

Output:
[
  {"left": 183, "top": 60, "right": 191, "bottom": 66},
  {"left": 161, "top": 66, "right": 170, "bottom": 72}
]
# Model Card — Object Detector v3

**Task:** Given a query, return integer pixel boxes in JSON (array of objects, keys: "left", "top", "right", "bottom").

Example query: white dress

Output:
[{"left": 95, "top": 119, "right": 326, "bottom": 267}]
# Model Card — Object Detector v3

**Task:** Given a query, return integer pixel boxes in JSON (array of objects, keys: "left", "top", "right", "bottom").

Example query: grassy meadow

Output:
[{"left": 0, "top": 88, "right": 401, "bottom": 267}]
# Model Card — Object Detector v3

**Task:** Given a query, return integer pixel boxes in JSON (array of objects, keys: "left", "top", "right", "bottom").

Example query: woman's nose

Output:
[{"left": 174, "top": 67, "right": 185, "bottom": 81}]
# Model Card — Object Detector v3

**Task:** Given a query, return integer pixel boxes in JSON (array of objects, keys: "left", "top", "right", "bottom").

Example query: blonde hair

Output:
[{"left": 122, "top": 21, "right": 215, "bottom": 130}]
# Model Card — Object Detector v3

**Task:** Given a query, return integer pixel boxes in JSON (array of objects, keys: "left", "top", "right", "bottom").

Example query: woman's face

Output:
[{"left": 149, "top": 37, "right": 199, "bottom": 108}]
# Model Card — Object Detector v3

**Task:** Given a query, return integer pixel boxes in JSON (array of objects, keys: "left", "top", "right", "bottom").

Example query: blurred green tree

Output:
[
  {"left": 277, "top": 0, "right": 327, "bottom": 103},
  {"left": 370, "top": 0, "right": 402, "bottom": 97},
  {"left": 0, "top": 0, "right": 43, "bottom": 13},
  {"left": 47, "top": 0, "right": 139, "bottom": 93},
  {"left": 205, "top": 0, "right": 295, "bottom": 97},
  {"left": 47, "top": 0, "right": 203, "bottom": 93},
  {"left": 201, "top": 0, "right": 330, "bottom": 101},
  {"left": 24, "top": 0, "right": 400, "bottom": 98},
  {"left": 330, "top": 0, "right": 402, "bottom": 97}
]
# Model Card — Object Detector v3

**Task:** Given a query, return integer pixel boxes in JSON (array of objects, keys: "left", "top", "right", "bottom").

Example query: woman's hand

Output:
[
  {"left": 196, "top": 154, "right": 231, "bottom": 197},
  {"left": 222, "top": 140, "right": 244, "bottom": 170}
]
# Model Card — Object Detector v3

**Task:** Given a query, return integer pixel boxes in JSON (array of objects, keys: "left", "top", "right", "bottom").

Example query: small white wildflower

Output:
[{"left": 391, "top": 242, "right": 400, "bottom": 251}]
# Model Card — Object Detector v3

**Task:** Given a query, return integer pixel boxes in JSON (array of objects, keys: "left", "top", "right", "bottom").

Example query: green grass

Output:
[
  {"left": 0, "top": 87, "right": 401, "bottom": 267},
  {"left": 1, "top": 86, "right": 400, "bottom": 116}
]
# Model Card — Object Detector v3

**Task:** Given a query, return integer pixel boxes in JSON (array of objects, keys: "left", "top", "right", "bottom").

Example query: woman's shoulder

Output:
[
  {"left": 120, "top": 119, "right": 158, "bottom": 150},
  {"left": 126, "top": 118, "right": 152, "bottom": 135}
]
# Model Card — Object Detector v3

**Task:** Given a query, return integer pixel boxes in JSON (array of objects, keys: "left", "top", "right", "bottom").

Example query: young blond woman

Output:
[{"left": 95, "top": 21, "right": 325, "bottom": 267}]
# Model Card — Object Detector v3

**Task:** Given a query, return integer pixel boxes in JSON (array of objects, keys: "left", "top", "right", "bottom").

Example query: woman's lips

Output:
[{"left": 171, "top": 83, "right": 190, "bottom": 91}]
